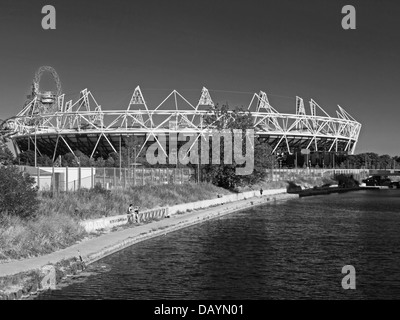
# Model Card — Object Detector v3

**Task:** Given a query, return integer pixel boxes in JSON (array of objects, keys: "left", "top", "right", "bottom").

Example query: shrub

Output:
[
  {"left": 92, "top": 182, "right": 111, "bottom": 196},
  {"left": 0, "top": 166, "right": 39, "bottom": 218},
  {"left": 322, "top": 176, "right": 336, "bottom": 186},
  {"left": 334, "top": 174, "right": 360, "bottom": 188}
]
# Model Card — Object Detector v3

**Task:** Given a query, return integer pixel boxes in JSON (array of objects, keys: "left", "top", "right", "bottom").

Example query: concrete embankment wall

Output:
[
  {"left": 79, "top": 207, "right": 169, "bottom": 233},
  {"left": 79, "top": 188, "right": 287, "bottom": 233},
  {"left": 168, "top": 188, "right": 286, "bottom": 215}
]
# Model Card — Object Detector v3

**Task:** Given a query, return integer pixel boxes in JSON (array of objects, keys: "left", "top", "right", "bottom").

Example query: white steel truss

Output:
[{"left": 6, "top": 86, "right": 362, "bottom": 159}]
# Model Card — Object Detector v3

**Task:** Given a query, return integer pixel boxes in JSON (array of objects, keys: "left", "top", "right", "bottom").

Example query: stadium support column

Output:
[
  {"left": 134, "top": 157, "right": 136, "bottom": 186},
  {"left": 271, "top": 156, "right": 274, "bottom": 181},
  {"left": 34, "top": 130, "right": 37, "bottom": 167},
  {"left": 119, "top": 135, "right": 122, "bottom": 180},
  {"left": 37, "top": 167, "right": 40, "bottom": 190},
  {"left": 78, "top": 162, "right": 81, "bottom": 190},
  {"left": 91, "top": 167, "right": 94, "bottom": 188},
  {"left": 66, "top": 166, "right": 68, "bottom": 191},
  {"left": 198, "top": 160, "right": 200, "bottom": 183},
  {"left": 52, "top": 165, "right": 55, "bottom": 196}
]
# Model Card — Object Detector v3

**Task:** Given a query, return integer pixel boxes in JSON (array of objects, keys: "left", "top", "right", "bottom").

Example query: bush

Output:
[
  {"left": 286, "top": 181, "right": 302, "bottom": 193},
  {"left": 334, "top": 174, "right": 360, "bottom": 188},
  {"left": 92, "top": 182, "right": 111, "bottom": 196},
  {"left": 0, "top": 166, "right": 39, "bottom": 219}
]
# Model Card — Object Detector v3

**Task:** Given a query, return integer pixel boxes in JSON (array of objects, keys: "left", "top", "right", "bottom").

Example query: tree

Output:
[
  {"left": 367, "top": 153, "right": 380, "bottom": 169},
  {"left": 37, "top": 155, "right": 53, "bottom": 166},
  {"left": 378, "top": 154, "right": 392, "bottom": 169},
  {"left": 0, "top": 146, "right": 14, "bottom": 165},
  {"left": 0, "top": 166, "right": 39, "bottom": 218},
  {"left": 105, "top": 156, "right": 115, "bottom": 167},
  {"left": 16, "top": 150, "right": 35, "bottom": 166},
  {"left": 62, "top": 152, "right": 76, "bottom": 167},
  {"left": 89, "top": 157, "right": 96, "bottom": 167},
  {"left": 394, "top": 156, "right": 400, "bottom": 168},
  {"left": 73, "top": 150, "right": 90, "bottom": 167},
  {"left": 95, "top": 157, "right": 106, "bottom": 167},
  {"left": 202, "top": 104, "right": 275, "bottom": 190},
  {"left": 109, "top": 152, "right": 120, "bottom": 166}
]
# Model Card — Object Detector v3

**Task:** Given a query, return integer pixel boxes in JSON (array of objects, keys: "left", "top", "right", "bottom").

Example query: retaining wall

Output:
[
  {"left": 79, "top": 188, "right": 287, "bottom": 233},
  {"left": 168, "top": 188, "right": 286, "bottom": 215},
  {"left": 80, "top": 207, "right": 169, "bottom": 233}
]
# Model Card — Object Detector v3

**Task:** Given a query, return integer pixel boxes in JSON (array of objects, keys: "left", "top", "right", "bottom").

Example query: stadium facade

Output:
[{"left": 4, "top": 66, "right": 362, "bottom": 167}]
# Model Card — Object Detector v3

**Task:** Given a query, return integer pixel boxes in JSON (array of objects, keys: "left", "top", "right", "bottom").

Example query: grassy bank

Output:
[
  {"left": 0, "top": 183, "right": 232, "bottom": 262},
  {"left": 38, "top": 182, "right": 232, "bottom": 220},
  {"left": 0, "top": 210, "right": 85, "bottom": 262}
]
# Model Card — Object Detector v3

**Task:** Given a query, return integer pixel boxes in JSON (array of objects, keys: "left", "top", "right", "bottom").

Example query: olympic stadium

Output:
[{"left": 2, "top": 66, "right": 362, "bottom": 167}]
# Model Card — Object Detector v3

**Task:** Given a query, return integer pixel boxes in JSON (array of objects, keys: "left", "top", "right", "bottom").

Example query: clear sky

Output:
[{"left": 0, "top": 0, "right": 399, "bottom": 155}]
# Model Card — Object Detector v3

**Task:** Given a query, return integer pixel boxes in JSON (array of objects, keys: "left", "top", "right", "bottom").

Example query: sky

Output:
[{"left": 0, "top": 0, "right": 399, "bottom": 155}]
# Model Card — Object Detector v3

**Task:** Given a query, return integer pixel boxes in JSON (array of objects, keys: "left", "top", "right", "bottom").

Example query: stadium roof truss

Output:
[{"left": 6, "top": 86, "right": 362, "bottom": 160}]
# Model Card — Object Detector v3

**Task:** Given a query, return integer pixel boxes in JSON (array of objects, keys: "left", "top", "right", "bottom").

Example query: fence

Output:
[
  {"left": 93, "top": 167, "right": 194, "bottom": 190},
  {"left": 266, "top": 168, "right": 370, "bottom": 183},
  {"left": 16, "top": 166, "right": 370, "bottom": 192},
  {"left": 18, "top": 166, "right": 194, "bottom": 192}
]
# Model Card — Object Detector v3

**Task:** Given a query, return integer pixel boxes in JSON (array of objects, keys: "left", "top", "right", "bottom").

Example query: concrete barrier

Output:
[
  {"left": 79, "top": 207, "right": 169, "bottom": 233},
  {"left": 79, "top": 214, "right": 130, "bottom": 233}
]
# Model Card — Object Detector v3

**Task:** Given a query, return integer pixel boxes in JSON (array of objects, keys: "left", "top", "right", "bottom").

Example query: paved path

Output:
[{"left": 0, "top": 193, "right": 296, "bottom": 277}]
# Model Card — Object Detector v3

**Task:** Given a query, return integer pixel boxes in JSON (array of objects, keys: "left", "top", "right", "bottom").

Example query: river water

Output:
[{"left": 36, "top": 190, "right": 400, "bottom": 299}]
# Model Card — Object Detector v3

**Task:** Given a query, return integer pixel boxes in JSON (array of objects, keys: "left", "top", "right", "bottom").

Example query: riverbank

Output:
[
  {"left": 0, "top": 183, "right": 232, "bottom": 262},
  {"left": 0, "top": 189, "right": 297, "bottom": 299}
]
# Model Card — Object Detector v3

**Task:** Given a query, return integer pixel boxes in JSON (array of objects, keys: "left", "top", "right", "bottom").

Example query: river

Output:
[{"left": 36, "top": 190, "right": 400, "bottom": 299}]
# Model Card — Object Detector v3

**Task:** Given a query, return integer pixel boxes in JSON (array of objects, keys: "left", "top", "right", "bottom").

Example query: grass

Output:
[
  {"left": 0, "top": 182, "right": 231, "bottom": 262},
  {"left": 0, "top": 213, "right": 85, "bottom": 262},
  {"left": 38, "top": 182, "right": 232, "bottom": 220}
]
